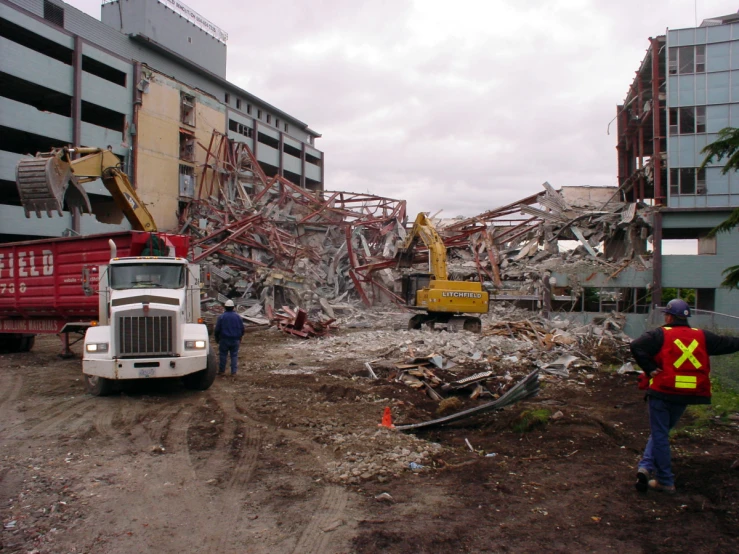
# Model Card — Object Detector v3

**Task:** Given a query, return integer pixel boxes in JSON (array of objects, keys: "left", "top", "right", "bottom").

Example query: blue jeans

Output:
[
  {"left": 218, "top": 338, "right": 240, "bottom": 374},
  {"left": 638, "top": 397, "right": 687, "bottom": 487}
]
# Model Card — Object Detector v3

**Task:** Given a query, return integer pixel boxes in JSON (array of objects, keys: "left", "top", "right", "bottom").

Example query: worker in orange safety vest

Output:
[{"left": 630, "top": 298, "right": 739, "bottom": 494}]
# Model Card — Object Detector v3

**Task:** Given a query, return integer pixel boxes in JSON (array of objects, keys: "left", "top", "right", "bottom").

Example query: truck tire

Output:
[
  {"left": 182, "top": 350, "right": 217, "bottom": 391},
  {"left": 20, "top": 336, "right": 35, "bottom": 352},
  {"left": 85, "top": 374, "right": 113, "bottom": 396}
]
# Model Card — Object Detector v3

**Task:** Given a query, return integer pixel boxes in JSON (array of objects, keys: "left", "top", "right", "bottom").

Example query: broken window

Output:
[
  {"left": 181, "top": 92, "right": 196, "bottom": 126},
  {"left": 669, "top": 48, "right": 678, "bottom": 75},
  {"left": 257, "top": 131, "right": 279, "bottom": 149},
  {"left": 679, "top": 107, "right": 695, "bottom": 134},
  {"left": 669, "top": 168, "right": 679, "bottom": 196},
  {"left": 696, "top": 106, "right": 706, "bottom": 133},
  {"left": 179, "top": 164, "right": 195, "bottom": 198},
  {"left": 678, "top": 45, "right": 695, "bottom": 74},
  {"left": 179, "top": 129, "right": 196, "bottom": 162},
  {"left": 43, "top": 0, "right": 64, "bottom": 27},
  {"left": 229, "top": 119, "right": 253, "bottom": 138},
  {"left": 306, "top": 152, "right": 321, "bottom": 166}
]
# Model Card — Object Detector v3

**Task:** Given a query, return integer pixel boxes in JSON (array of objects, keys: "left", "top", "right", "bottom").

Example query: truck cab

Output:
[{"left": 82, "top": 248, "right": 215, "bottom": 395}]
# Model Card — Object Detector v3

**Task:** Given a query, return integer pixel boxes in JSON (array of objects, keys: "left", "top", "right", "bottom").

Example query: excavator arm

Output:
[
  {"left": 15, "top": 147, "right": 157, "bottom": 232},
  {"left": 396, "top": 212, "right": 448, "bottom": 280}
]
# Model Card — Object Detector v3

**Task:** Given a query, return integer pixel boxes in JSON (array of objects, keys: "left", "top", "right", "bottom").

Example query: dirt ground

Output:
[{"left": 1, "top": 327, "right": 738, "bottom": 554}]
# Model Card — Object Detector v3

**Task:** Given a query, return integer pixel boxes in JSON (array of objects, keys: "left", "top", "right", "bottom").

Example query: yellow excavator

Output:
[
  {"left": 396, "top": 212, "right": 489, "bottom": 332},
  {"left": 15, "top": 147, "right": 156, "bottom": 232}
]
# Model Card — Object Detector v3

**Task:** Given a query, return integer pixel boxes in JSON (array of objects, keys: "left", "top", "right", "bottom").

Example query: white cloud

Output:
[{"left": 66, "top": 0, "right": 739, "bottom": 216}]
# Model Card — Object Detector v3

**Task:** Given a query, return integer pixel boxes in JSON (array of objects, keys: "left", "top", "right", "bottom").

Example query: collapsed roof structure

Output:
[{"left": 184, "top": 132, "right": 656, "bottom": 336}]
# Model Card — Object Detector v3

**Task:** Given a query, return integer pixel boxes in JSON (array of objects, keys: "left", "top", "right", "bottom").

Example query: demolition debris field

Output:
[{"left": 1, "top": 326, "right": 738, "bottom": 554}]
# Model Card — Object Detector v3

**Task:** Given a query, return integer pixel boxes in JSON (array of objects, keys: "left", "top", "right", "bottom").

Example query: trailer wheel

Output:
[
  {"left": 85, "top": 374, "right": 113, "bottom": 396},
  {"left": 19, "top": 336, "right": 35, "bottom": 352},
  {"left": 182, "top": 350, "right": 217, "bottom": 391}
]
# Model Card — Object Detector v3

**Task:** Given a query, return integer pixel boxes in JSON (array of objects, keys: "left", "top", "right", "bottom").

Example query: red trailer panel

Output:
[{"left": 0, "top": 231, "right": 189, "bottom": 334}]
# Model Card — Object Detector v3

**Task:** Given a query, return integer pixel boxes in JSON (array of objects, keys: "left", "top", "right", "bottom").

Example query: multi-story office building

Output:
[
  {"left": 613, "top": 12, "right": 739, "bottom": 331},
  {"left": 0, "top": 0, "right": 323, "bottom": 238}
]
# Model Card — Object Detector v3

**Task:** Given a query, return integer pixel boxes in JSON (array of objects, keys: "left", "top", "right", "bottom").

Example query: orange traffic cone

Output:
[{"left": 378, "top": 406, "right": 395, "bottom": 429}]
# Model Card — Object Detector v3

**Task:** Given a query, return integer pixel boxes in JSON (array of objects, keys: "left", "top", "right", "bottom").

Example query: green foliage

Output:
[
  {"left": 673, "top": 351, "right": 739, "bottom": 436},
  {"left": 699, "top": 129, "right": 739, "bottom": 289},
  {"left": 512, "top": 409, "right": 551, "bottom": 433},
  {"left": 660, "top": 288, "right": 695, "bottom": 305},
  {"left": 699, "top": 127, "right": 739, "bottom": 174}
]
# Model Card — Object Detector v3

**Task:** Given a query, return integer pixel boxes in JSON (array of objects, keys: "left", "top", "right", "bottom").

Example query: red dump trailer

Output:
[{"left": 0, "top": 231, "right": 189, "bottom": 353}]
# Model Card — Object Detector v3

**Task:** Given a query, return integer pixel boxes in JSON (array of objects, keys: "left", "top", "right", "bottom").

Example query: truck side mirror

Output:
[{"left": 82, "top": 267, "right": 93, "bottom": 296}]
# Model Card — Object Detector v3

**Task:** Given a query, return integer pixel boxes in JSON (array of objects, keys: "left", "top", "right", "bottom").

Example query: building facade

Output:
[
  {"left": 0, "top": 0, "right": 323, "bottom": 238},
  {"left": 613, "top": 12, "right": 739, "bottom": 332}
]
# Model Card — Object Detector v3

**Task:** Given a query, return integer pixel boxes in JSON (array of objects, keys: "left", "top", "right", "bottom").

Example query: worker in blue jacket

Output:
[{"left": 214, "top": 299, "right": 244, "bottom": 376}]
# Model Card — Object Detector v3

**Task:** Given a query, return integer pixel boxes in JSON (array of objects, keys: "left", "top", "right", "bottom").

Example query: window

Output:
[
  {"left": 187, "top": 37, "right": 192, "bottom": 43},
  {"left": 669, "top": 108, "right": 678, "bottom": 136},
  {"left": 680, "top": 167, "right": 696, "bottom": 194},
  {"left": 266, "top": 114, "right": 271, "bottom": 124},
  {"left": 236, "top": 98, "right": 241, "bottom": 110},
  {"left": 179, "top": 164, "right": 195, "bottom": 198},
  {"left": 679, "top": 107, "right": 695, "bottom": 134},
  {"left": 225, "top": 92, "right": 230, "bottom": 105},
  {"left": 257, "top": 109, "right": 262, "bottom": 119},
  {"left": 670, "top": 106, "right": 705, "bottom": 135},
  {"left": 696, "top": 106, "right": 706, "bottom": 133},
  {"left": 228, "top": 119, "right": 253, "bottom": 138},
  {"left": 697, "top": 167, "right": 706, "bottom": 194},
  {"left": 284, "top": 123, "right": 289, "bottom": 132},
  {"left": 670, "top": 45, "right": 706, "bottom": 75},
  {"left": 246, "top": 104, "right": 252, "bottom": 115},
  {"left": 180, "top": 93, "right": 196, "bottom": 126},
  {"left": 696, "top": 45, "right": 706, "bottom": 73},
  {"left": 179, "top": 129, "right": 195, "bottom": 162},
  {"left": 670, "top": 167, "right": 706, "bottom": 196},
  {"left": 275, "top": 118, "right": 280, "bottom": 129},
  {"left": 43, "top": 0, "right": 64, "bottom": 27},
  {"left": 696, "top": 288, "right": 715, "bottom": 310}
]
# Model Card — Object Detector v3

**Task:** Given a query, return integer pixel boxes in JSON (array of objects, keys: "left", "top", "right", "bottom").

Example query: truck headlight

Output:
[
  {"left": 185, "top": 340, "right": 207, "bottom": 350},
  {"left": 86, "top": 343, "right": 109, "bottom": 353}
]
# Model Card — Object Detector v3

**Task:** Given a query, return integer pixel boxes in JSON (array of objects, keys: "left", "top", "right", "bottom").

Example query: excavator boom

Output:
[{"left": 15, "top": 147, "right": 157, "bottom": 232}]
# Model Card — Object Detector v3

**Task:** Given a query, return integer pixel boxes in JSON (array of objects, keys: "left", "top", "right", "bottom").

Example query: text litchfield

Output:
[{"left": 0, "top": 250, "right": 54, "bottom": 278}]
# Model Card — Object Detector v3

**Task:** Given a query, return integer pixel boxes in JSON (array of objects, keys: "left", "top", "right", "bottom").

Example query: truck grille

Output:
[{"left": 118, "top": 315, "right": 173, "bottom": 357}]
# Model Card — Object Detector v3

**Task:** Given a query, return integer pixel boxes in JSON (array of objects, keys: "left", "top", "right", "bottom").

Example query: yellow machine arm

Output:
[
  {"left": 15, "top": 147, "right": 157, "bottom": 232},
  {"left": 396, "top": 212, "right": 448, "bottom": 279}
]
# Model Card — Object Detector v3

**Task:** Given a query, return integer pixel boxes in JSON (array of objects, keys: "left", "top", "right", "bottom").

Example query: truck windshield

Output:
[{"left": 110, "top": 263, "right": 185, "bottom": 290}]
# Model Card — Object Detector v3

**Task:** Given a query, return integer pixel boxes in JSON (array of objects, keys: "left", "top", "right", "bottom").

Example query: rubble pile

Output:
[{"left": 182, "top": 131, "right": 408, "bottom": 334}]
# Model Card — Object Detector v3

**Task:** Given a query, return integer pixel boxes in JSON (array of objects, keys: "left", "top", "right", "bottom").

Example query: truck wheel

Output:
[
  {"left": 183, "top": 350, "right": 217, "bottom": 391},
  {"left": 85, "top": 374, "right": 113, "bottom": 396}
]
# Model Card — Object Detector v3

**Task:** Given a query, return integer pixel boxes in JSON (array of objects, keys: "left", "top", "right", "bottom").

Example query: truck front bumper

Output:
[{"left": 83, "top": 354, "right": 208, "bottom": 380}]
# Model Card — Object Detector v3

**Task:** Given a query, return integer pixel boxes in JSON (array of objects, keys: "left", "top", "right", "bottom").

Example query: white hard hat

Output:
[{"left": 224, "top": 299, "right": 235, "bottom": 308}]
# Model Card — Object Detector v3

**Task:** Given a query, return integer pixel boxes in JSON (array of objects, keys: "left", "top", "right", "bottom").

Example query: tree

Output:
[{"left": 699, "top": 128, "right": 739, "bottom": 289}]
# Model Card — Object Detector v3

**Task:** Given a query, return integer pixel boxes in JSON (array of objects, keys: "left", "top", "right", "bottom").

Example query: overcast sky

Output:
[{"left": 67, "top": 0, "right": 739, "bottom": 218}]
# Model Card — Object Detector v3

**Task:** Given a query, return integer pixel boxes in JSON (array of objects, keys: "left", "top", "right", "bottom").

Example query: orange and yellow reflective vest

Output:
[{"left": 651, "top": 326, "right": 711, "bottom": 398}]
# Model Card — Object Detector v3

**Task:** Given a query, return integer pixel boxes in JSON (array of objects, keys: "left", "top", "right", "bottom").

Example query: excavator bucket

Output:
[{"left": 15, "top": 154, "right": 92, "bottom": 217}]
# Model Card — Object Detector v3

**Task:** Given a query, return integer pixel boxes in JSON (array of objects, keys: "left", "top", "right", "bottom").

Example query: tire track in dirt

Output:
[
  {"left": 6, "top": 396, "right": 89, "bottom": 439},
  {"left": 191, "top": 395, "right": 237, "bottom": 482},
  {"left": 292, "top": 486, "right": 349, "bottom": 554},
  {"left": 0, "top": 372, "right": 24, "bottom": 436},
  {"left": 199, "top": 403, "right": 262, "bottom": 553}
]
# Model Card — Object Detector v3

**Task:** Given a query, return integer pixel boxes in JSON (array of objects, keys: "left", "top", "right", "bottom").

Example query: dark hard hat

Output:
[{"left": 662, "top": 298, "right": 691, "bottom": 319}]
